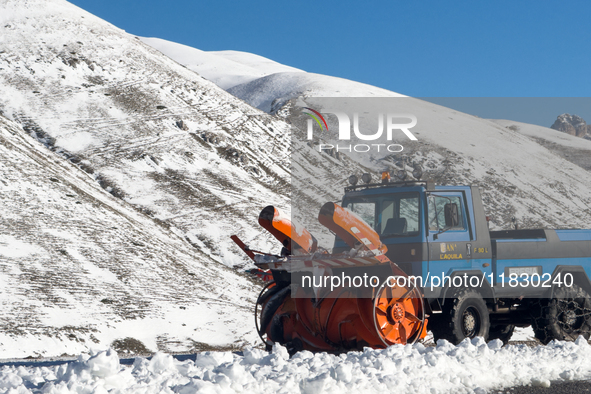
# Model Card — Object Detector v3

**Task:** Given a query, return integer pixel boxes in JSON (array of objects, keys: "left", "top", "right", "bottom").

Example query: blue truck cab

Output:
[{"left": 335, "top": 180, "right": 591, "bottom": 344}]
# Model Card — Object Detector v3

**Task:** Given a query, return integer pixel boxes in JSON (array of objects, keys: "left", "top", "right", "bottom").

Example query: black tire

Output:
[
  {"left": 531, "top": 284, "right": 591, "bottom": 345},
  {"left": 259, "top": 286, "right": 290, "bottom": 337},
  {"left": 431, "top": 289, "right": 490, "bottom": 345},
  {"left": 488, "top": 324, "right": 515, "bottom": 345}
]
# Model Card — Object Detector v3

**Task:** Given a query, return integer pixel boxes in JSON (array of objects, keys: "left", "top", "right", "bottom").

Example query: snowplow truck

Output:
[{"left": 233, "top": 180, "right": 591, "bottom": 353}]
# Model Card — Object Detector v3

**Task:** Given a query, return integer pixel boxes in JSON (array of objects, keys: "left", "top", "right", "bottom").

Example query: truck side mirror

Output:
[{"left": 444, "top": 203, "right": 459, "bottom": 228}]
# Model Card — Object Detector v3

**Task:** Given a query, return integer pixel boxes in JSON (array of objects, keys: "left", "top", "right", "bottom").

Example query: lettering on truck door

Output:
[{"left": 427, "top": 192, "right": 490, "bottom": 281}]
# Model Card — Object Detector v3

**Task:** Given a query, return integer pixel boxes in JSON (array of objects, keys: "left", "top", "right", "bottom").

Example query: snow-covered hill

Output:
[
  {"left": 3, "top": 0, "right": 591, "bottom": 360},
  {"left": 0, "top": 0, "right": 300, "bottom": 357},
  {"left": 0, "top": 114, "right": 257, "bottom": 358},
  {"left": 0, "top": 0, "right": 292, "bottom": 270},
  {"left": 139, "top": 37, "right": 304, "bottom": 90},
  {"left": 491, "top": 119, "right": 591, "bottom": 171},
  {"left": 137, "top": 39, "right": 404, "bottom": 113},
  {"left": 285, "top": 96, "right": 591, "bottom": 232},
  {"left": 228, "top": 72, "right": 405, "bottom": 113},
  {"left": 142, "top": 34, "right": 591, "bottom": 232}
]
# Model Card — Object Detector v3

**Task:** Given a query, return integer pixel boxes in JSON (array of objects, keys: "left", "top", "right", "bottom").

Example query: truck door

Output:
[{"left": 427, "top": 192, "right": 486, "bottom": 280}]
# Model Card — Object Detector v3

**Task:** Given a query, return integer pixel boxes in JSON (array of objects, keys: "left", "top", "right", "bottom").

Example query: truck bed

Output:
[{"left": 490, "top": 229, "right": 591, "bottom": 294}]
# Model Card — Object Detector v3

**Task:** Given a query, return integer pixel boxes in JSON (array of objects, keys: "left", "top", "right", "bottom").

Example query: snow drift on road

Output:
[{"left": 1, "top": 338, "right": 590, "bottom": 394}]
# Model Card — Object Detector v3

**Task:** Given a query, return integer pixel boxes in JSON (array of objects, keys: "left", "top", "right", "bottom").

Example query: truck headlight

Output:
[{"left": 412, "top": 166, "right": 423, "bottom": 180}]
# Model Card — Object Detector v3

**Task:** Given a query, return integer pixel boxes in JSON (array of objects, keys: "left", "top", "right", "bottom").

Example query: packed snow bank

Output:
[{"left": 2, "top": 338, "right": 591, "bottom": 393}]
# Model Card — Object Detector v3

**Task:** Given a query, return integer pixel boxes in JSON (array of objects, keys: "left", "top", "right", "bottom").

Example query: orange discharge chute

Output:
[
  {"left": 258, "top": 205, "right": 317, "bottom": 255},
  {"left": 248, "top": 202, "right": 427, "bottom": 354},
  {"left": 319, "top": 202, "right": 389, "bottom": 264}
]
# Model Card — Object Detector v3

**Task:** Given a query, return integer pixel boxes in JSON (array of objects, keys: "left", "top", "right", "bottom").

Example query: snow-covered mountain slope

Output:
[
  {"left": 283, "top": 95, "right": 591, "bottom": 233},
  {"left": 0, "top": 114, "right": 257, "bottom": 358},
  {"left": 4, "top": 0, "right": 591, "bottom": 360},
  {"left": 138, "top": 40, "right": 404, "bottom": 113},
  {"left": 394, "top": 102, "right": 591, "bottom": 230},
  {"left": 140, "top": 33, "right": 591, "bottom": 232},
  {"left": 139, "top": 37, "right": 304, "bottom": 90},
  {"left": 139, "top": 38, "right": 404, "bottom": 114},
  {"left": 0, "top": 0, "right": 291, "bottom": 270},
  {"left": 228, "top": 72, "right": 405, "bottom": 113},
  {"left": 491, "top": 119, "right": 591, "bottom": 171}
]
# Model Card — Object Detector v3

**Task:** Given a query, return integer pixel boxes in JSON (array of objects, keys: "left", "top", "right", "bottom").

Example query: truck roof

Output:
[{"left": 344, "top": 180, "right": 471, "bottom": 194}]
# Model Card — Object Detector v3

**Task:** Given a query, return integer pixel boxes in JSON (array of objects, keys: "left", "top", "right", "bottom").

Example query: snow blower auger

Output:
[{"left": 232, "top": 203, "right": 427, "bottom": 354}]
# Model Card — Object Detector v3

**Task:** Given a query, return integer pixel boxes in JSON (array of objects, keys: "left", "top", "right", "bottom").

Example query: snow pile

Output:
[{"left": 1, "top": 339, "right": 591, "bottom": 393}]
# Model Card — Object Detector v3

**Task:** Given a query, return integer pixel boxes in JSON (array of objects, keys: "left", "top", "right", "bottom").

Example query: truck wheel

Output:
[
  {"left": 432, "top": 289, "right": 490, "bottom": 345},
  {"left": 487, "top": 324, "right": 515, "bottom": 344},
  {"left": 531, "top": 284, "right": 591, "bottom": 345}
]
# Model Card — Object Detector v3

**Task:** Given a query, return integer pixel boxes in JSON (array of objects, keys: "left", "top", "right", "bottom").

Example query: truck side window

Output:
[
  {"left": 380, "top": 197, "right": 419, "bottom": 236},
  {"left": 380, "top": 200, "right": 395, "bottom": 233},
  {"left": 429, "top": 196, "right": 465, "bottom": 231},
  {"left": 343, "top": 193, "right": 420, "bottom": 238},
  {"left": 400, "top": 197, "right": 419, "bottom": 233}
]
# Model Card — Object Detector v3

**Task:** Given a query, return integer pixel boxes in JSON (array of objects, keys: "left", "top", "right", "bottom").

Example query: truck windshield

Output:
[{"left": 344, "top": 192, "right": 420, "bottom": 237}]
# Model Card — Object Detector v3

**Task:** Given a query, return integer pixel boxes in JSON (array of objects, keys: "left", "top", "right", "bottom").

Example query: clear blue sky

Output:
[{"left": 68, "top": 0, "right": 590, "bottom": 125}]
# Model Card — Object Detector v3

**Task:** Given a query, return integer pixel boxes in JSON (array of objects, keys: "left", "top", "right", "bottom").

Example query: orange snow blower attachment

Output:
[
  {"left": 318, "top": 202, "right": 389, "bottom": 264},
  {"left": 258, "top": 205, "right": 318, "bottom": 255},
  {"left": 247, "top": 202, "right": 427, "bottom": 354},
  {"left": 231, "top": 206, "right": 318, "bottom": 281}
]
